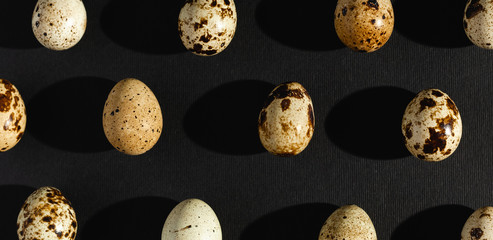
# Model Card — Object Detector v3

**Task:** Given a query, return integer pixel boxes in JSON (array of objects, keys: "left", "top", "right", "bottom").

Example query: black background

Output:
[{"left": 1, "top": 0, "right": 492, "bottom": 239}]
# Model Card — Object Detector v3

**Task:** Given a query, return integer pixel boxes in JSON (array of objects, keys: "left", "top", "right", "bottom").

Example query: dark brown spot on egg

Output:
[
  {"left": 48, "top": 224, "right": 55, "bottom": 230},
  {"left": 35, "top": 21, "right": 40, "bottom": 28},
  {"left": 417, "top": 154, "right": 425, "bottom": 160},
  {"left": 36, "top": 5, "right": 39, "bottom": 12},
  {"left": 3, "top": 112, "right": 14, "bottom": 130},
  {"left": 443, "top": 149, "right": 452, "bottom": 155},
  {"left": 272, "top": 84, "right": 304, "bottom": 99},
  {"left": 466, "top": 0, "right": 484, "bottom": 19},
  {"left": 342, "top": 7, "right": 347, "bottom": 16},
  {"left": 71, "top": 220, "right": 77, "bottom": 228},
  {"left": 470, "top": 228, "right": 483, "bottom": 239},
  {"left": 199, "top": 34, "right": 212, "bottom": 43},
  {"left": 42, "top": 216, "right": 52, "bottom": 222},
  {"left": 404, "top": 122, "right": 412, "bottom": 139},
  {"left": 423, "top": 126, "right": 448, "bottom": 155},
  {"left": 431, "top": 90, "right": 443, "bottom": 97},
  {"left": 382, "top": 14, "right": 386, "bottom": 19},
  {"left": 0, "top": 79, "right": 14, "bottom": 112},
  {"left": 211, "top": 0, "right": 217, "bottom": 7},
  {"left": 446, "top": 97, "right": 459, "bottom": 116},
  {"left": 281, "top": 122, "right": 290, "bottom": 132},
  {"left": 16, "top": 132, "right": 23, "bottom": 141},
  {"left": 55, "top": 229, "right": 63, "bottom": 238},
  {"left": 480, "top": 213, "right": 491, "bottom": 218},
  {"left": 367, "top": 0, "right": 379, "bottom": 10},
  {"left": 414, "top": 143, "right": 420, "bottom": 150},
  {"left": 259, "top": 110, "right": 267, "bottom": 128},
  {"left": 419, "top": 98, "right": 436, "bottom": 112},
  {"left": 224, "top": 0, "right": 230, "bottom": 5},
  {"left": 281, "top": 99, "right": 290, "bottom": 111},
  {"left": 371, "top": 19, "right": 376, "bottom": 24},
  {"left": 308, "top": 104, "right": 314, "bottom": 128},
  {"left": 71, "top": 232, "right": 75, "bottom": 239}
]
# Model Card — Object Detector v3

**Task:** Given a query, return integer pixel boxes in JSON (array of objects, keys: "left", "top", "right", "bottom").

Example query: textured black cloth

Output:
[{"left": 1, "top": 0, "right": 492, "bottom": 240}]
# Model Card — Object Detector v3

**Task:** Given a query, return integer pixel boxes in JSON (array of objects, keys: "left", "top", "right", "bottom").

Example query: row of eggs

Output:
[
  {"left": 30, "top": 0, "right": 493, "bottom": 54},
  {"left": 17, "top": 186, "right": 493, "bottom": 240},
  {"left": 0, "top": 79, "right": 462, "bottom": 161}
]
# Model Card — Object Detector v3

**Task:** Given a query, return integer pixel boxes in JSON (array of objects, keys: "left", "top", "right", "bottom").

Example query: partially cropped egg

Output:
[
  {"left": 178, "top": 0, "right": 237, "bottom": 56},
  {"left": 319, "top": 205, "right": 377, "bottom": 240},
  {"left": 464, "top": 0, "right": 493, "bottom": 49},
  {"left": 32, "top": 0, "right": 87, "bottom": 50},
  {"left": 17, "top": 187, "right": 77, "bottom": 240},
  {"left": 0, "top": 79, "right": 26, "bottom": 152},
  {"left": 162, "top": 199, "right": 221, "bottom": 240},
  {"left": 402, "top": 89, "right": 462, "bottom": 162},
  {"left": 258, "top": 82, "right": 314, "bottom": 156},
  {"left": 461, "top": 206, "right": 493, "bottom": 240},
  {"left": 334, "top": 0, "right": 394, "bottom": 52},
  {"left": 103, "top": 78, "right": 163, "bottom": 155}
]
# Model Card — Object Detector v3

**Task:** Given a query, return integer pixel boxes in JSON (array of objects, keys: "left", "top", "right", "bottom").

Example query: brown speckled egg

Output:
[
  {"left": 0, "top": 79, "right": 26, "bottom": 152},
  {"left": 464, "top": 0, "right": 493, "bottom": 49},
  {"left": 178, "top": 0, "right": 237, "bottom": 56},
  {"left": 162, "top": 199, "right": 222, "bottom": 240},
  {"left": 32, "top": 0, "right": 87, "bottom": 50},
  {"left": 258, "top": 82, "right": 314, "bottom": 156},
  {"left": 319, "top": 205, "right": 377, "bottom": 240},
  {"left": 402, "top": 89, "right": 462, "bottom": 162},
  {"left": 334, "top": 0, "right": 394, "bottom": 52},
  {"left": 17, "top": 187, "right": 77, "bottom": 240},
  {"left": 103, "top": 78, "right": 163, "bottom": 155},
  {"left": 461, "top": 206, "right": 493, "bottom": 240}
]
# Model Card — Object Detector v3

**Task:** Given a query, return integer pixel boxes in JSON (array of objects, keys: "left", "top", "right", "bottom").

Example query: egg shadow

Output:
[
  {"left": 0, "top": 185, "right": 36, "bottom": 240},
  {"left": 394, "top": 0, "right": 471, "bottom": 48},
  {"left": 325, "top": 86, "right": 415, "bottom": 160},
  {"left": 100, "top": 0, "right": 185, "bottom": 54},
  {"left": 183, "top": 80, "right": 275, "bottom": 155},
  {"left": 80, "top": 197, "right": 178, "bottom": 240},
  {"left": 240, "top": 203, "right": 339, "bottom": 240},
  {"left": 28, "top": 77, "right": 114, "bottom": 153},
  {"left": 391, "top": 205, "right": 473, "bottom": 240},
  {"left": 0, "top": 0, "right": 41, "bottom": 49},
  {"left": 255, "top": 0, "right": 344, "bottom": 51}
]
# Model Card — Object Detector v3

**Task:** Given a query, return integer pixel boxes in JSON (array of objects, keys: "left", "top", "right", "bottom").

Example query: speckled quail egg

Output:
[
  {"left": 335, "top": 0, "right": 394, "bottom": 52},
  {"left": 178, "top": 0, "right": 237, "bottom": 56},
  {"left": 17, "top": 187, "right": 77, "bottom": 240},
  {"left": 32, "top": 0, "right": 87, "bottom": 50},
  {"left": 461, "top": 206, "right": 493, "bottom": 240},
  {"left": 464, "top": 0, "right": 493, "bottom": 49},
  {"left": 0, "top": 79, "right": 26, "bottom": 152},
  {"left": 103, "top": 78, "right": 163, "bottom": 155},
  {"left": 319, "top": 205, "right": 377, "bottom": 240},
  {"left": 258, "top": 82, "right": 314, "bottom": 156},
  {"left": 162, "top": 199, "right": 221, "bottom": 240},
  {"left": 402, "top": 89, "right": 462, "bottom": 162}
]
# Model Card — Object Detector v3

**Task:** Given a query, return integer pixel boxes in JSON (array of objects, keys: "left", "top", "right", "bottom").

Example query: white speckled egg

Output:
[
  {"left": 319, "top": 205, "right": 377, "bottom": 240},
  {"left": 335, "top": 0, "right": 394, "bottom": 52},
  {"left": 258, "top": 82, "right": 314, "bottom": 156},
  {"left": 103, "top": 78, "right": 163, "bottom": 155},
  {"left": 402, "top": 89, "right": 462, "bottom": 162},
  {"left": 464, "top": 0, "right": 493, "bottom": 49},
  {"left": 162, "top": 199, "right": 221, "bottom": 240},
  {"left": 461, "top": 206, "right": 493, "bottom": 240},
  {"left": 0, "top": 79, "right": 26, "bottom": 152},
  {"left": 178, "top": 0, "right": 237, "bottom": 56},
  {"left": 17, "top": 187, "right": 77, "bottom": 240},
  {"left": 32, "top": 0, "right": 87, "bottom": 50}
]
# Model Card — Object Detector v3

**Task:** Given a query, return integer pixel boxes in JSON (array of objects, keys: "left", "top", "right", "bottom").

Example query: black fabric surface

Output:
[{"left": 1, "top": 0, "right": 492, "bottom": 239}]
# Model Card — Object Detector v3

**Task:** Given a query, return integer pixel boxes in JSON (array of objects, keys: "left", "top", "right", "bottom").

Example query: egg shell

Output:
[
  {"left": 162, "top": 199, "right": 222, "bottom": 240},
  {"left": 319, "top": 205, "right": 377, "bottom": 240},
  {"left": 17, "top": 187, "right": 77, "bottom": 240},
  {"left": 32, "top": 0, "right": 87, "bottom": 50},
  {"left": 334, "top": 0, "right": 394, "bottom": 52},
  {"left": 461, "top": 206, "right": 493, "bottom": 240},
  {"left": 103, "top": 78, "right": 163, "bottom": 155},
  {"left": 402, "top": 89, "right": 462, "bottom": 162},
  {"left": 178, "top": 0, "right": 237, "bottom": 56},
  {"left": 0, "top": 79, "right": 26, "bottom": 152},
  {"left": 464, "top": 0, "right": 493, "bottom": 49},
  {"left": 258, "top": 82, "right": 314, "bottom": 156}
]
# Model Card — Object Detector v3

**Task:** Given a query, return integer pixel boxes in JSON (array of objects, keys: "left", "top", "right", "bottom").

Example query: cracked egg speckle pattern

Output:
[
  {"left": 258, "top": 82, "right": 314, "bottom": 156},
  {"left": 463, "top": 0, "right": 493, "bottom": 49},
  {"left": 32, "top": 0, "right": 87, "bottom": 51},
  {"left": 178, "top": 0, "right": 237, "bottom": 56},
  {"left": 402, "top": 89, "right": 462, "bottom": 162},
  {"left": 0, "top": 79, "right": 26, "bottom": 152},
  {"left": 162, "top": 199, "right": 222, "bottom": 240},
  {"left": 103, "top": 78, "right": 163, "bottom": 155},
  {"left": 319, "top": 205, "right": 377, "bottom": 240},
  {"left": 17, "top": 187, "right": 77, "bottom": 240},
  {"left": 461, "top": 206, "right": 493, "bottom": 240},
  {"left": 335, "top": 0, "right": 394, "bottom": 52}
]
